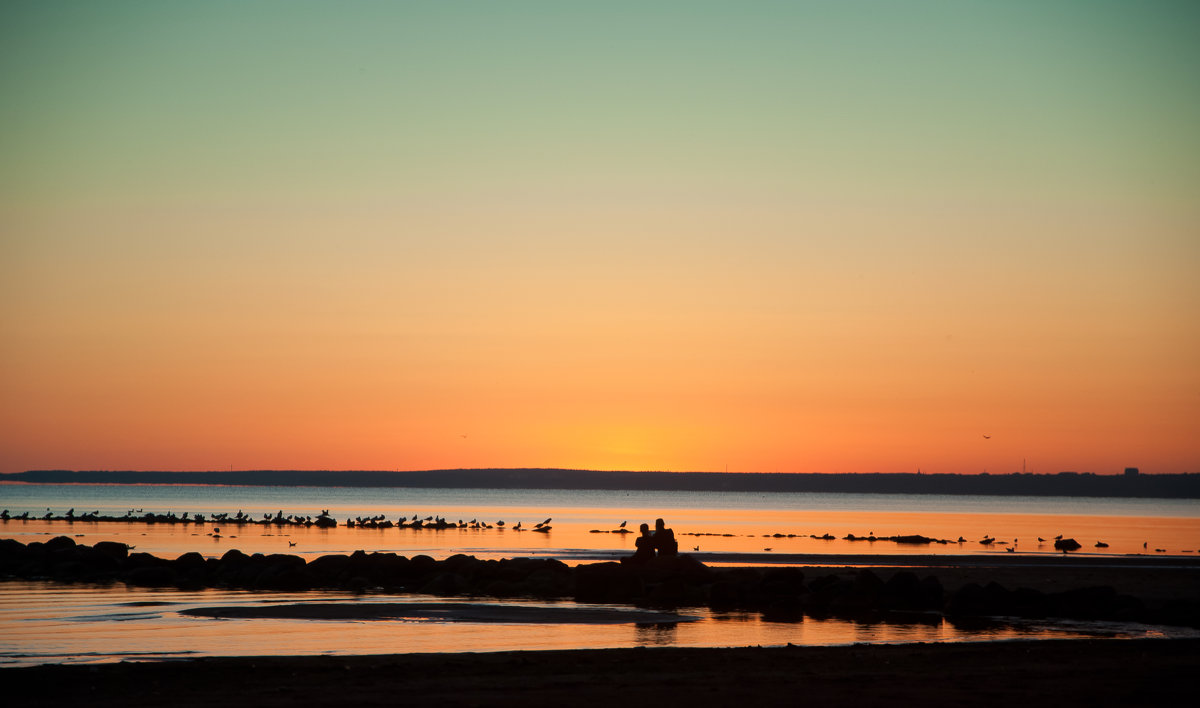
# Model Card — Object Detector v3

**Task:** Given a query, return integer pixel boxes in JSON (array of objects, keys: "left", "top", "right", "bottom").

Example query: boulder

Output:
[
  {"left": 1054, "top": 537, "right": 1082, "bottom": 552},
  {"left": 43, "top": 536, "right": 77, "bottom": 553},
  {"left": 92, "top": 541, "right": 129, "bottom": 561}
]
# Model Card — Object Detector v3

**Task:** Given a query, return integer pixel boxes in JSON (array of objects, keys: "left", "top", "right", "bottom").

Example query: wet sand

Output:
[{"left": 5, "top": 639, "right": 1197, "bottom": 707}]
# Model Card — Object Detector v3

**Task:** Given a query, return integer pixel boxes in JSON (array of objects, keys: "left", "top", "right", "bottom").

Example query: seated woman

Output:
[{"left": 623, "top": 523, "right": 656, "bottom": 564}]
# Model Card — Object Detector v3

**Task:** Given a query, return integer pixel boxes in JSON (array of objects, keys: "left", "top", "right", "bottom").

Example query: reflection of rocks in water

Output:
[{"left": 635, "top": 620, "right": 681, "bottom": 647}]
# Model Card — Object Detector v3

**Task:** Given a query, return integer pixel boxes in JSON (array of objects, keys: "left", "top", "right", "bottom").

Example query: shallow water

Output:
[
  {"left": 3, "top": 484, "right": 1198, "bottom": 667},
  {"left": 2, "top": 484, "right": 1197, "bottom": 560},
  {"left": 3, "top": 580, "right": 1190, "bottom": 668}
]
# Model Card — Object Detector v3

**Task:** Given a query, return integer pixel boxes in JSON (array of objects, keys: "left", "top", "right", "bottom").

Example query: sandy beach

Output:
[{"left": 5, "top": 638, "right": 1198, "bottom": 707}]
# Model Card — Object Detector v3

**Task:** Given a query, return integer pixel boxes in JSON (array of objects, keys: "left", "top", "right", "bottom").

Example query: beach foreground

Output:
[{"left": 6, "top": 638, "right": 1198, "bottom": 707}]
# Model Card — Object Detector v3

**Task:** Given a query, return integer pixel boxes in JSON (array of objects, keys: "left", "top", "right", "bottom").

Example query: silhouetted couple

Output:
[{"left": 626, "top": 518, "right": 677, "bottom": 564}]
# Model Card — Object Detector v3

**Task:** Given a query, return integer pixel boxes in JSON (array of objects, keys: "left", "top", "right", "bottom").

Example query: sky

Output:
[{"left": 1, "top": 1, "right": 1197, "bottom": 476}]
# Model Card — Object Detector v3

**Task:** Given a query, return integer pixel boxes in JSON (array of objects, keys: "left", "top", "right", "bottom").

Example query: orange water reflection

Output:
[
  {"left": 3, "top": 580, "right": 1177, "bottom": 667},
  {"left": 3, "top": 506, "right": 1197, "bottom": 561}
]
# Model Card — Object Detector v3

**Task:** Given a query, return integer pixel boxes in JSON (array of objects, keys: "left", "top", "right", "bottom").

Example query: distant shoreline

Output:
[{"left": 5, "top": 468, "right": 1200, "bottom": 498}]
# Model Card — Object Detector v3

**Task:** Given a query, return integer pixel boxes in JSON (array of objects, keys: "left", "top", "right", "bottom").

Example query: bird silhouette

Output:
[{"left": 619, "top": 520, "right": 627, "bottom": 528}]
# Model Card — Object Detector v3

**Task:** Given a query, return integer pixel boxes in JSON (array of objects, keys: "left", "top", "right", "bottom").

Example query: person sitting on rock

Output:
[
  {"left": 653, "top": 517, "right": 678, "bottom": 557},
  {"left": 622, "top": 523, "right": 656, "bottom": 565}
]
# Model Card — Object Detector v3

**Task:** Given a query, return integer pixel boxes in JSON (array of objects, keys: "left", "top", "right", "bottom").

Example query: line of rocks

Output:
[{"left": 2, "top": 536, "right": 1197, "bottom": 628}]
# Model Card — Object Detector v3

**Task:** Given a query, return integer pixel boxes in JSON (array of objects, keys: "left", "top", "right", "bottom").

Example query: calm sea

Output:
[
  {"left": 3, "top": 484, "right": 1198, "bottom": 666},
  {"left": 2, "top": 483, "right": 1198, "bottom": 561}
]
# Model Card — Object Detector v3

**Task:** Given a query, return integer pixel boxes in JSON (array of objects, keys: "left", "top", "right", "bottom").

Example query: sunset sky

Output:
[{"left": 2, "top": 1, "right": 1197, "bottom": 476}]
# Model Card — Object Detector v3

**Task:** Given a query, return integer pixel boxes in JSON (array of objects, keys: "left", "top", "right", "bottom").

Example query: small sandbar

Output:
[{"left": 179, "top": 601, "right": 699, "bottom": 625}]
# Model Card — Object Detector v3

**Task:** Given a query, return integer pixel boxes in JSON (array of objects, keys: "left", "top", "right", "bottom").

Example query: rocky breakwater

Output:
[{"left": 2, "top": 537, "right": 1198, "bottom": 628}]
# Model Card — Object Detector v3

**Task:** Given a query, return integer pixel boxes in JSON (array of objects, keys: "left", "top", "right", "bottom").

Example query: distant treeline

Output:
[{"left": 6, "top": 468, "right": 1200, "bottom": 498}]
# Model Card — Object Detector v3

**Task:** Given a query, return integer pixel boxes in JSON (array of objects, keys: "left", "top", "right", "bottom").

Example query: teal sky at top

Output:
[
  {"left": 2, "top": 2, "right": 1199, "bottom": 474},
  {"left": 3, "top": 1, "right": 1198, "bottom": 206}
]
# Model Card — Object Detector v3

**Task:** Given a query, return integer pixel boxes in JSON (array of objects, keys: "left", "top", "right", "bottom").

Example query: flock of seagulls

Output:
[{"left": 7, "top": 507, "right": 1190, "bottom": 556}]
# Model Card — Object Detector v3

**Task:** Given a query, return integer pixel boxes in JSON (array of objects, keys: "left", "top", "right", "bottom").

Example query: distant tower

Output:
[{"left": 1124, "top": 467, "right": 1139, "bottom": 477}]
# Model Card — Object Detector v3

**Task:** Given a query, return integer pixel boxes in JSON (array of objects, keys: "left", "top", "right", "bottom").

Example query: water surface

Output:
[{"left": 4, "top": 580, "right": 1186, "bottom": 668}]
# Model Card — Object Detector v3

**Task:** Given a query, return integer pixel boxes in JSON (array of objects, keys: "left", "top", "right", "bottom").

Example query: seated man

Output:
[{"left": 652, "top": 517, "right": 678, "bottom": 557}]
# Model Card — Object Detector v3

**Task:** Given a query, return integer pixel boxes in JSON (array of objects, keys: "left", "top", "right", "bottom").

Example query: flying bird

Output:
[{"left": 982, "top": 435, "right": 991, "bottom": 439}]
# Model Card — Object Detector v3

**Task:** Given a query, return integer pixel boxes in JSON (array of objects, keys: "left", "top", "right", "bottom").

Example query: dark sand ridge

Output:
[
  {"left": 4, "top": 639, "right": 1198, "bottom": 707},
  {"left": 179, "top": 601, "right": 698, "bottom": 624}
]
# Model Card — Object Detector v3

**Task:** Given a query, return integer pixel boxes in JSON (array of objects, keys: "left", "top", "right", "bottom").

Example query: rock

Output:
[
  {"left": 92, "top": 541, "right": 129, "bottom": 561},
  {"left": 761, "top": 567, "right": 806, "bottom": 599},
  {"left": 892, "top": 534, "right": 936, "bottom": 545},
  {"left": 172, "top": 552, "right": 206, "bottom": 571},
  {"left": 43, "top": 536, "right": 77, "bottom": 553},
  {"left": 305, "top": 553, "right": 352, "bottom": 585},
  {"left": 363, "top": 552, "right": 410, "bottom": 586},
  {"left": 881, "top": 570, "right": 925, "bottom": 610},
  {"left": 420, "top": 572, "right": 469, "bottom": 595},
  {"left": 573, "top": 562, "right": 644, "bottom": 603},
  {"left": 708, "top": 580, "right": 743, "bottom": 608},
  {"left": 124, "top": 565, "right": 178, "bottom": 587},
  {"left": 1054, "top": 537, "right": 1082, "bottom": 552}
]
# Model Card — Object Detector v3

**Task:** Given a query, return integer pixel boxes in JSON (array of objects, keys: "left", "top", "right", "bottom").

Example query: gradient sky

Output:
[{"left": 2, "top": 1, "right": 1197, "bottom": 475}]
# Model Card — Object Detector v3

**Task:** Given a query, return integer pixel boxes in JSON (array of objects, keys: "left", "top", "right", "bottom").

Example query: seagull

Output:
[{"left": 982, "top": 435, "right": 991, "bottom": 439}]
